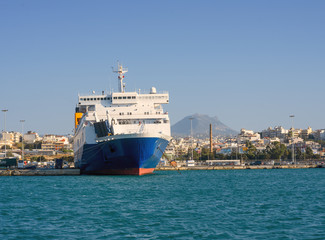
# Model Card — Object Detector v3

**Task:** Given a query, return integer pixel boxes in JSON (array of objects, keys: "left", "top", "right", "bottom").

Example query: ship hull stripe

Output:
[{"left": 80, "top": 168, "right": 155, "bottom": 176}]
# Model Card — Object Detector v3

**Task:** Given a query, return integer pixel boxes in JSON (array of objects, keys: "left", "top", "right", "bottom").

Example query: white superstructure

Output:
[{"left": 74, "top": 63, "right": 171, "bottom": 153}]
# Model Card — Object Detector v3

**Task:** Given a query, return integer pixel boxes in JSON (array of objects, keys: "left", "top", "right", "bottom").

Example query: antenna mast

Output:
[{"left": 113, "top": 62, "right": 128, "bottom": 93}]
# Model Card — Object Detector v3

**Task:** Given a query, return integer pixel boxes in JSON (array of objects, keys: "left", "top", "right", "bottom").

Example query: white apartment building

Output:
[
  {"left": 41, "top": 135, "right": 71, "bottom": 152},
  {"left": 239, "top": 128, "right": 261, "bottom": 142},
  {"left": 312, "top": 129, "right": 325, "bottom": 140},
  {"left": 23, "top": 131, "right": 40, "bottom": 144},
  {"left": 261, "top": 126, "right": 288, "bottom": 139},
  {"left": 301, "top": 127, "right": 312, "bottom": 139},
  {"left": 0, "top": 132, "right": 13, "bottom": 148}
]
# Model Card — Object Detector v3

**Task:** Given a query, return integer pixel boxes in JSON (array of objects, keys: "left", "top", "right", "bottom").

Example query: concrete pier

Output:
[
  {"left": 0, "top": 164, "right": 322, "bottom": 176},
  {"left": 156, "top": 164, "right": 320, "bottom": 171},
  {"left": 0, "top": 168, "right": 80, "bottom": 176}
]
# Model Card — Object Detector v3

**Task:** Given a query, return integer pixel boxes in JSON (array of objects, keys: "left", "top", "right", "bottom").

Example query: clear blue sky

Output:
[{"left": 1, "top": 0, "right": 324, "bottom": 134}]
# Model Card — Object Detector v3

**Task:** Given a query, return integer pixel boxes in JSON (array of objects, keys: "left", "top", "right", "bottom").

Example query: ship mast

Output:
[{"left": 113, "top": 62, "right": 128, "bottom": 93}]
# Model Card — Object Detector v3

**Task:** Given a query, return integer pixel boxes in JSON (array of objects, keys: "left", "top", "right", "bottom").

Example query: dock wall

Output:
[
  {"left": 156, "top": 164, "right": 319, "bottom": 171},
  {"left": 0, "top": 169, "right": 80, "bottom": 176},
  {"left": 0, "top": 165, "right": 322, "bottom": 176}
]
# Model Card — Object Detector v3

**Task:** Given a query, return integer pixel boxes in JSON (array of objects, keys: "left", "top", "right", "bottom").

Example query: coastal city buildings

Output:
[
  {"left": 261, "top": 126, "right": 288, "bottom": 139},
  {"left": 0, "top": 125, "right": 324, "bottom": 164},
  {"left": 239, "top": 128, "right": 261, "bottom": 142},
  {"left": 23, "top": 131, "right": 40, "bottom": 144},
  {"left": 164, "top": 125, "right": 325, "bottom": 163},
  {"left": 0, "top": 131, "right": 21, "bottom": 148},
  {"left": 0, "top": 131, "right": 73, "bottom": 160},
  {"left": 312, "top": 129, "right": 325, "bottom": 141},
  {"left": 41, "top": 135, "right": 72, "bottom": 152}
]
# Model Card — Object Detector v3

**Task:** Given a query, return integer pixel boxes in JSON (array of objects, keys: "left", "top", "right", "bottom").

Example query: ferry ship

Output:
[{"left": 73, "top": 63, "right": 171, "bottom": 175}]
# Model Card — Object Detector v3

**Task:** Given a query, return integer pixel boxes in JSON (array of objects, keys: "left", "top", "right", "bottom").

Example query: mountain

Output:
[{"left": 171, "top": 114, "right": 237, "bottom": 137}]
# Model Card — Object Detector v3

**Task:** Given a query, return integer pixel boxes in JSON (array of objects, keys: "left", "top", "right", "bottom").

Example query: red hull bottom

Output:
[{"left": 82, "top": 168, "right": 155, "bottom": 176}]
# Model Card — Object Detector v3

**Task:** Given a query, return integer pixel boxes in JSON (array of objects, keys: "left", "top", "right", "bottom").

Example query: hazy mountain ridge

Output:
[{"left": 171, "top": 114, "right": 237, "bottom": 137}]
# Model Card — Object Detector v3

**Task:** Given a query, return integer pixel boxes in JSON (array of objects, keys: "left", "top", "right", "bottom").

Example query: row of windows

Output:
[
  {"left": 119, "top": 112, "right": 133, "bottom": 115},
  {"left": 117, "top": 120, "right": 169, "bottom": 125},
  {"left": 80, "top": 95, "right": 166, "bottom": 101},
  {"left": 138, "top": 96, "right": 167, "bottom": 99},
  {"left": 113, "top": 96, "right": 136, "bottom": 100},
  {"left": 118, "top": 112, "right": 161, "bottom": 115},
  {"left": 113, "top": 96, "right": 167, "bottom": 100},
  {"left": 80, "top": 97, "right": 111, "bottom": 101}
]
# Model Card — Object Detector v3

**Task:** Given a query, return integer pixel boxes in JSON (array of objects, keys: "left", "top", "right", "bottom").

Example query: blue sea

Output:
[{"left": 1, "top": 169, "right": 324, "bottom": 239}]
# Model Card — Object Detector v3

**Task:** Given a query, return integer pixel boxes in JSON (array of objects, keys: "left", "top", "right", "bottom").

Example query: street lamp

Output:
[
  {"left": 20, "top": 120, "right": 25, "bottom": 161},
  {"left": 2, "top": 109, "right": 8, "bottom": 158},
  {"left": 290, "top": 115, "right": 295, "bottom": 165},
  {"left": 189, "top": 117, "right": 194, "bottom": 160},
  {"left": 236, "top": 135, "right": 239, "bottom": 161}
]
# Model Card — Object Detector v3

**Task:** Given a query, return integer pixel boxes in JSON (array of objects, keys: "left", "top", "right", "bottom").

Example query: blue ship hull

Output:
[{"left": 75, "top": 137, "right": 169, "bottom": 175}]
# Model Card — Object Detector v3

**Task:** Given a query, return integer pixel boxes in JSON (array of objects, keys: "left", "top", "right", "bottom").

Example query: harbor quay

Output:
[
  {"left": 0, "top": 168, "right": 80, "bottom": 176},
  {"left": 156, "top": 164, "right": 322, "bottom": 171},
  {"left": 0, "top": 164, "right": 323, "bottom": 176}
]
